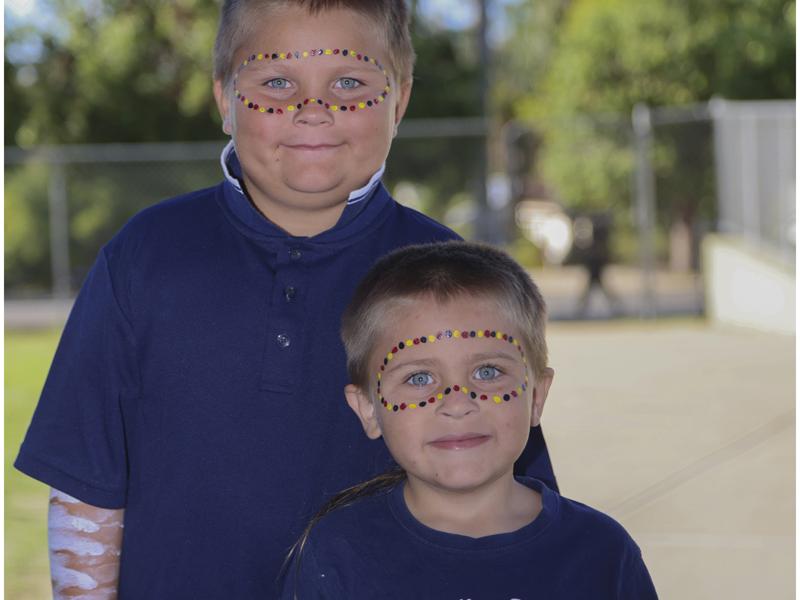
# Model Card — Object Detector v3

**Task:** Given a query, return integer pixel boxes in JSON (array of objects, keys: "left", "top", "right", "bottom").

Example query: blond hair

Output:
[
  {"left": 213, "top": 0, "right": 415, "bottom": 89},
  {"left": 341, "top": 241, "right": 549, "bottom": 389}
]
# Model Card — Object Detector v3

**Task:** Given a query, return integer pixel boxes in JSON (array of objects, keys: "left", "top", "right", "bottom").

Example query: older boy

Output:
[{"left": 15, "top": 1, "right": 557, "bottom": 597}]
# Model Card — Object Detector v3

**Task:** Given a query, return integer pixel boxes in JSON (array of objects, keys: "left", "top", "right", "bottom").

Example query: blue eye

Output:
[
  {"left": 406, "top": 372, "right": 434, "bottom": 387},
  {"left": 335, "top": 77, "right": 362, "bottom": 90},
  {"left": 474, "top": 365, "right": 502, "bottom": 381},
  {"left": 265, "top": 78, "right": 291, "bottom": 89}
]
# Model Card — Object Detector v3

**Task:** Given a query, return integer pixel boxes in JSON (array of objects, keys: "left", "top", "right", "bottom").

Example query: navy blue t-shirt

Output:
[
  {"left": 15, "top": 166, "right": 557, "bottom": 598},
  {"left": 281, "top": 477, "right": 657, "bottom": 600}
]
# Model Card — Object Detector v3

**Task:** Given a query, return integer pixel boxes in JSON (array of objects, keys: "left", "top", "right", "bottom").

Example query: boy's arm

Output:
[{"left": 49, "top": 488, "right": 124, "bottom": 599}]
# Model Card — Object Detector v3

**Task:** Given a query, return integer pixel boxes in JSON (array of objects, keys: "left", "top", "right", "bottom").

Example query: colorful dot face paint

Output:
[
  {"left": 233, "top": 48, "right": 391, "bottom": 116},
  {"left": 376, "top": 329, "right": 529, "bottom": 413}
]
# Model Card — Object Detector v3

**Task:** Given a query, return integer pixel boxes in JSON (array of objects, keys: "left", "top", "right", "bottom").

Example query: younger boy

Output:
[
  {"left": 15, "top": 1, "right": 556, "bottom": 597},
  {"left": 281, "top": 241, "right": 657, "bottom": 599}
]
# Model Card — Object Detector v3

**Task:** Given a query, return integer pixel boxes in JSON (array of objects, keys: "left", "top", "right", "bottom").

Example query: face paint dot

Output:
[
  {"left": 287, "top": 105, "right": 295, "bottom": 112},
  {"left": 503, "top": 394, "right": 511, "bottom": 401},
  {"left": 367, "top": 100, "right": 373, "bottom": 107},
  {"left": 349, "top": 105, "right": 356, "bottom": 111},
  {"left": 383, "top": 358, "right": 388, "bottom": 365},
  {"left": 480, "top": 394, "right": 488, "bottom": 401},
  {"left": 286, "top": 52, "right": 292, "bottom": 59},
  {"left": 331, "top": 105, "right": 339, "bottom": 112},
  {"left": 405, "top": 339, "right": 413, "bottom": 346},
  {"left": 429, "top": 397, "right": 436, "bottom": 404},
  {"left": 397, "top": 342, "right": 404, "bottom": 350},
  {"left": 267, "top": 108, "right": 274, "bottom": 113},
  {"left": 277, "top": 108, "right": 283, "bottom": 115},
  {"left": 493, "top": 396, "right": 502, "bottom": 404},
  {"left": 304, "top": 98, "right": 310, "bottom": 105},
  {"left": 477, "top": 330, "right": 484, "bottom": 338},
  {"left": 387, "top": 352, "right": 393, "bottom": 360},
  {"left": 247, "top": 102, "right": 254, "bottom": 108},
  {"left": 427, "top": 335, "right": 436, "bottom": 342},
  {"left": 420, "top": 336, "right": 427, "bottom": 343},
  {"left": 511, "top": 390, "right": 518, "bottom": 397},
  {"left": 444, "top": 387, "right": 451, "bottom": 395},
  {"left": 343, "top": 49, "right": 349, "bottom": 56},
  {"left": 436, "top": 393, "right": 443, "bottom": 400},
  {"left": 259, "top": 107, "right": 266, "bottom": 113},
  {"left": 470, "top": 330, "right": 476, "bottom": 337},
  {"left": 413, "top": 338, "right": 420, "bottom": 345},
  {"left": 453, "top": 330, "right": 461, "bottom": 338},
  {"left": 253, "top": 104, "right": 259, "bottom": 110},
  {"left": 325, "top": 49, "right": 333, "bottom": 55},
  {"left": 470, "top": 392, "right": 477, "bottom": 399},
  {"left": 334, "top": 48, "right": 340, "bottom": 54},
  {"left": 393, "top": 405, "right": 398, "bottom": 412},
  {"left": 357, "top": 53, "right": 362, "bottom": 60},
  {"left": 358, "top": 102, "right": 366, "bottom": 109},
  {"left": 453, "top": 384, "right": 460, "bottom": 391},
  {"left": 400, "top": 403, "right": 406, "bottom": 410},
  {"left": 419, "top": 401, "right": 427, "bottom": 407},
  {"left": 317, "top": 99, "right": 323, "bottom": 105}
]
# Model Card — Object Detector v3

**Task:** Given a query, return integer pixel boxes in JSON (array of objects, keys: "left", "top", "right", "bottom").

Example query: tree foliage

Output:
[{"left": 508, "top": 0, "right": 795, "bottom": 214}]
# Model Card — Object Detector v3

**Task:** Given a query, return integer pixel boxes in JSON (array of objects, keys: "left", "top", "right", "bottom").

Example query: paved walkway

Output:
[{"left": 545, "top": 320, "right": 794, "bottom": 599}]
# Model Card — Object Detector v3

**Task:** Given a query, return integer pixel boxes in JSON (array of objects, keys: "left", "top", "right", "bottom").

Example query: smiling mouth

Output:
[
  {"left": 284, "top": 143, "right": 343, "bottom": 151},
  {"left": 429, "top": 433, "right": 491, "bottom": 450}
]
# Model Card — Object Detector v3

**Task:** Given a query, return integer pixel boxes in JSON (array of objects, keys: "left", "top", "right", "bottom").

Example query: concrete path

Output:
[{"left": 544, "top": 320, "right": 794, "bottom": 599}]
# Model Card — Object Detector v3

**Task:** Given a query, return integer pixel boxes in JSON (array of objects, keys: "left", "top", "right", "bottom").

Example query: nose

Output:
[
  {"left": 292, "top": 99, "right": 334, "bottom": 126},
  {"left": 435, "top": 385, "right": 479, "bottom": 419}
]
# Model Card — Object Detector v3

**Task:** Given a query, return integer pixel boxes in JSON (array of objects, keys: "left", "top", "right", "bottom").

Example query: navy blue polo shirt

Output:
[
  {"left": 16, "top": 155, "right": 557, "bottom": 598},
  {"left": 280, "top": 477, "right": 658, "bottom": 600}
]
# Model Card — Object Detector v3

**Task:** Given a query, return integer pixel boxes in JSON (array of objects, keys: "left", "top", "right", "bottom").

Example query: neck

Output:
[{"left": 403, "top": 471, "right": 541, "bottom": 538}]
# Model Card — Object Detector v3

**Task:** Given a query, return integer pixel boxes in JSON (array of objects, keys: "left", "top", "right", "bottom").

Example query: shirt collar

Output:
[{"left": 220, "top": 139, "right": 385, "bottom": 207}]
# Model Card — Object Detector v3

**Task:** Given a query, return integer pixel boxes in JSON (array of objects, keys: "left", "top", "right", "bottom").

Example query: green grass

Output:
[{"left": 5, "top": 328, "right": 61, "bottom": 599}]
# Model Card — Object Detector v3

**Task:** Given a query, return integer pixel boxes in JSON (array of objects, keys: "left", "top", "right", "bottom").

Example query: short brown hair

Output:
[
  {"left": 213, "top": 0, "right": 415, "bottom": 89},
  {"left": 341, "top": 241, "right": 549, "bottom": 390}
]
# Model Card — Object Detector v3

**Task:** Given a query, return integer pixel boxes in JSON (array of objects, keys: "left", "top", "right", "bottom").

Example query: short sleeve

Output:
[
  {"left": 617, "top": 541, "right": 659, "bottom": 599},
  {"left": 14, "top": 248, "right": 139, "bottom": 508}
]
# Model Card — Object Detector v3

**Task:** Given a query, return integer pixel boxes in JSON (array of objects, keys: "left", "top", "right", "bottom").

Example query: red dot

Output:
[
  {"left": 349, "top": 105, "right": 356, "bottom": 111},
  {"left": 392, "top": 347, "right": 398, "bottom": 353},
  {"left": 357, "top": 53, "right": 362, "bottom": 60},
  {"left": 303, "top": 98, "right": 309, "bottom": 105},
  {"left": 413, "top": 338, "right": 420, "bottom": 345},
  {"left": 453, "top": 384, "right": 460, "bottom": 391},
  {"left": 334, "top": 49, "right": 340, "bottom": 54},
  {"left": 503, "top": 334, "right": 508, "bottom": 340},
  {"left": 511, "top": 390, "right": 518, "bottom": 397},
  {"left": 276, "top": 108, "right": 283, "bottom": 114},
  {"left": 484, "top": 330, "right": 491, "bottom": 337},
  {"left": 429, "top": 397, "right": 436, "bottom": 404},
  {"left": 480, "top": 394, "right": 488, "bottom": 400},
  {"left": 400, "top": 403, "right": 407, "bottom": 410}
]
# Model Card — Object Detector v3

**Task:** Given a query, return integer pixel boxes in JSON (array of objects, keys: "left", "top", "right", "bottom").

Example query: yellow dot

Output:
[
  {"left": 257, "top": 53, "right": 263, "bottom": 60},
  {"left": 477, "top": 330, "right": 484, "bottom": 338},
  {"left": 437, "top": 393, "right": 443, "bottom": 400},
  {"left": 371, "top": 58, "right": 377, "bottom": 63},
  {"left": 331, "top": 105, "right": 339, "bottom": 111},
  {"left": 387, "top": 352, "right": 393, "bottom": 360},
  {"left": 279, "top": 52, "right": 286, "bottom": 59},
  {"left": 496, "top": 331, "right": 503, "bottom": 339},
  {"left": 493, "top": 396, "right": 502, "bottom": 404},
  {"left": 409, "top": 404, "right": 417, "bottom": 409},
  {"left": 427, "top": 335, "right": 436, "bottom": 342},
  {"left": 386, "top": 405, "right": 392, "bottom": 411},
  {"left": 287, "top": 105, "right": 295, "bottom": 111},
  {"left": 377, "top": 96, "right": 384, "bottom": 102},
  {"left": 258, "top": 107, "right": 266, "bottom": 113},
  {"left": 358, "top": 102, "right": 366, "bottom": 109},
  {"left": 377, "top": 373, "right": 381, "bottom": 380},
  {"left": 325, "top": 49, "right": 333, "bottom": 55},
  {"left": 461, "top": 386, "right": 469, "bottom": 394},
  {"left": 453, "top": 330, "right": 461, "bottom": 338},
  {"left": 302, "top": 51, "right": 309, "bottom": 58},
  {"left": 517, "top": 387, "right": 523, "bottom": 394},
  {"left": 405, "top": 339, "right": 413, "bottom": 346}
]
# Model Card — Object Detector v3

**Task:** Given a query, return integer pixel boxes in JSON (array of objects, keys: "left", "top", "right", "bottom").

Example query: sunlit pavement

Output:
[{"left": 546, "top": 320, "right": 794, "bottom": 600}]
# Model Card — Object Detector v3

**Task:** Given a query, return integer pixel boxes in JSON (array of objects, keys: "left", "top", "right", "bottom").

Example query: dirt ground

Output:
[{"left": 544, "top": 320, "right": 795, "bottom": 600}]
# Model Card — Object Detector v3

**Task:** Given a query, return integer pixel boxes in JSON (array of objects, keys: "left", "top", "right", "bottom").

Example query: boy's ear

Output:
[
  {"left": 345, "top": 384, "right": 383, "bottom": 440},
  {"left": 530, "top": 367, "right": 554, "bottom": 428},
  {"left": 393, "top": 78, "right": 413, "bottom": 130},
  {"left": 213, "top": 79, "right": 232, "bottom": 135}
]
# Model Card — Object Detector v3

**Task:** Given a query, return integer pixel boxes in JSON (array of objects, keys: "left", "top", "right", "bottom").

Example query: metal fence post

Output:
[
  {"left": 632, "top": 103, "right": 657, "bottom": 318},
  {"left": 48, "top": 161, "right": 71, "bottom": 298}
]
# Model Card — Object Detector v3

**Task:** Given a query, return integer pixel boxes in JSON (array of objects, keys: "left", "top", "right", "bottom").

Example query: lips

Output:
[
  {"left": 428, "top": 433, "right": 491, "bottom": 450},
  {"left": 284, "top": 143, "right": 343, "bottom": 151}
]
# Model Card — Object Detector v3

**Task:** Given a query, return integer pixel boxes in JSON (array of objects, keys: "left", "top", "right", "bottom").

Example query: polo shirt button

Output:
[
  {"left": 289, "top": 248, "right": 302, "bottom": 260},
  {"left": 284, "top": 286, "right": 296, "bottom": 302},
  {"left": 276, "top": 333, "right": 291, "bottom": 348}
]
